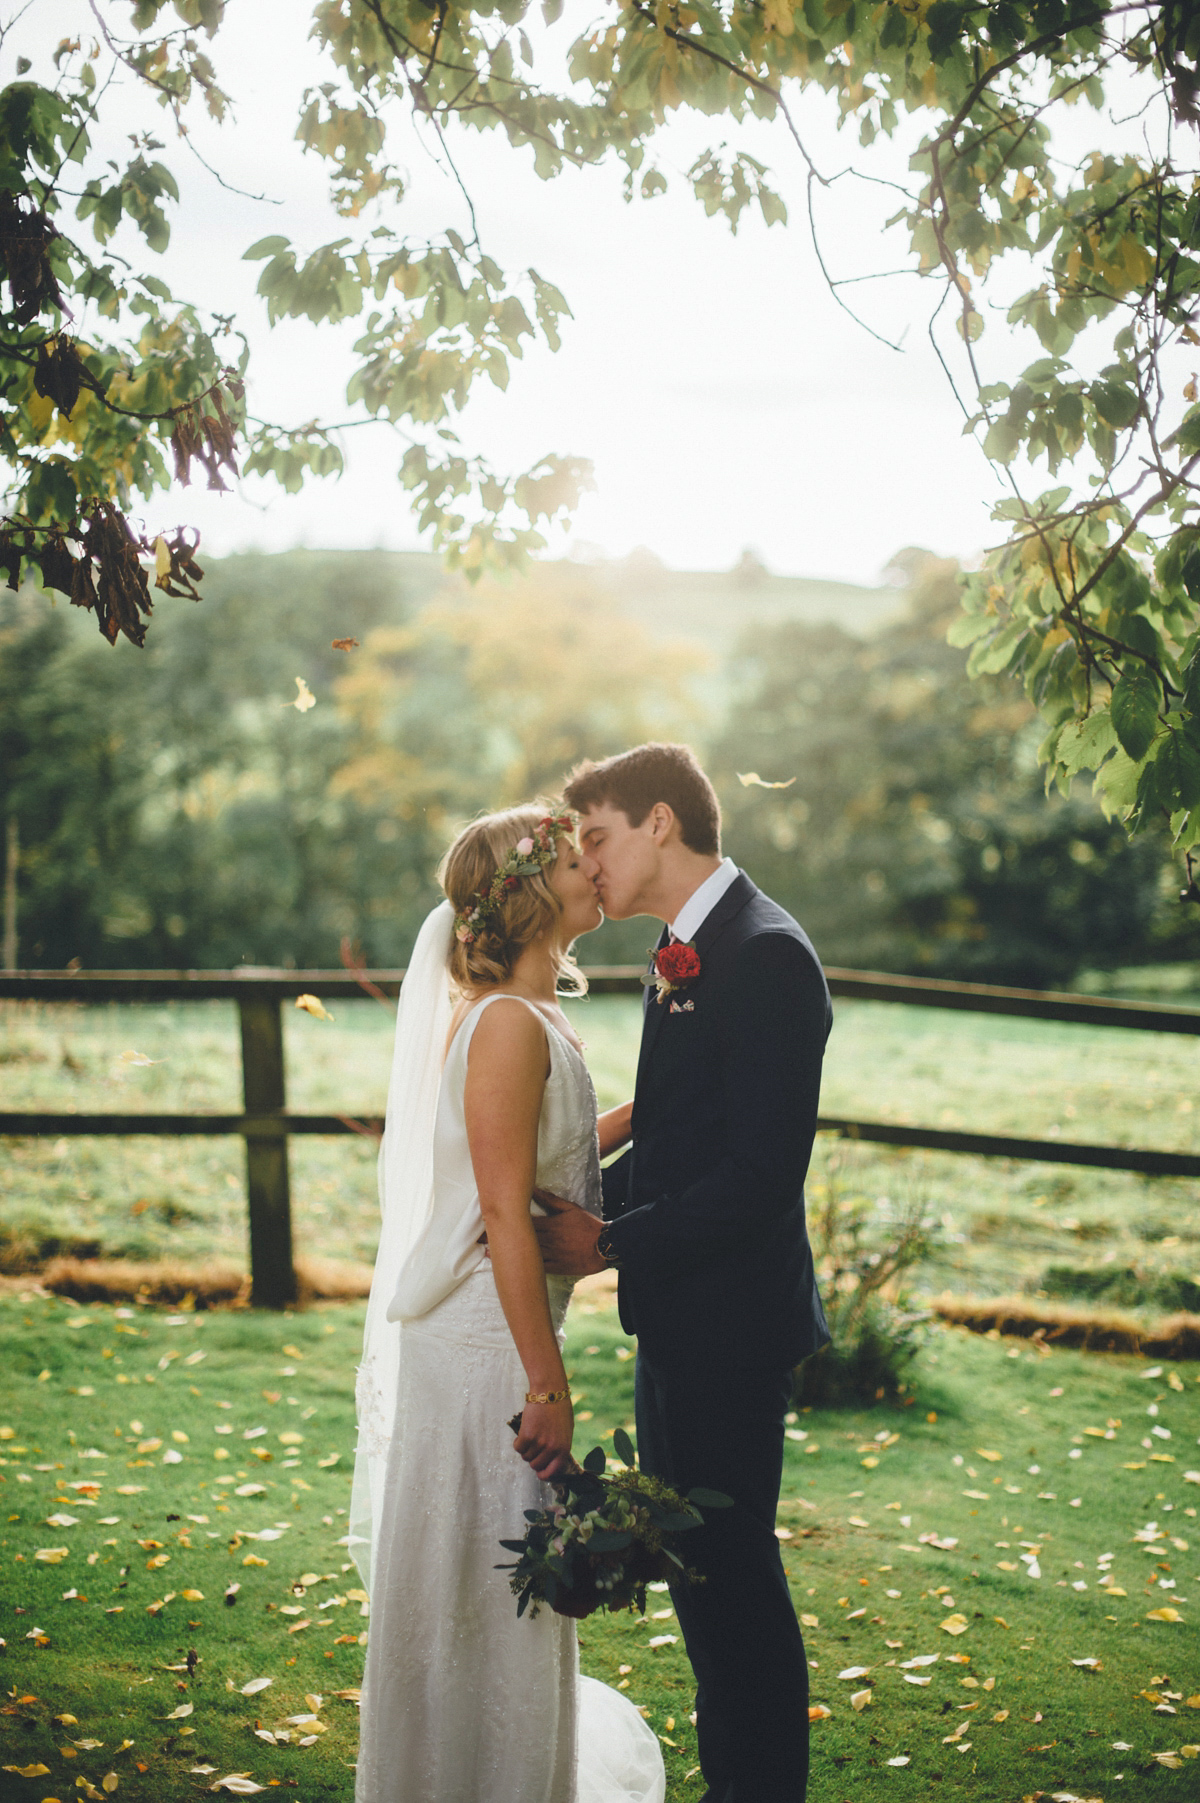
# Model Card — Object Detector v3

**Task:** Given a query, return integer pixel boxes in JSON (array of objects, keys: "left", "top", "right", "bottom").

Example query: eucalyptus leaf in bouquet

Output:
[{"left": 498, "top": 1423, "right": 731, "bottom": 1621}]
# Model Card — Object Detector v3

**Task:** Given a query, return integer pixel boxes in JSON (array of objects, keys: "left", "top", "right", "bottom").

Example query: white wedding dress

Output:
[{"left": 354, "top": 971, "right": 665, "bottom": 1803}]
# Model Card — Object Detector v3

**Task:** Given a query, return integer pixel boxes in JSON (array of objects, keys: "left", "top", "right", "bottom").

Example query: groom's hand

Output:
[{"left": 531, "top": 1188, "right": 607, "bottom": 1276}]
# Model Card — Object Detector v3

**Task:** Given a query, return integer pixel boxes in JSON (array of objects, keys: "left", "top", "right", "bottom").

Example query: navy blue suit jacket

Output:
[{"left": 601, "top": 871, "right": 832, "bottom": 1373}]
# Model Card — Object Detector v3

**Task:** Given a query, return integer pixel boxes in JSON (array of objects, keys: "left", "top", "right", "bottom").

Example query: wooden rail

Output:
[{"left": 2, "top": 965, "right": 1197, "bottom": 1307}]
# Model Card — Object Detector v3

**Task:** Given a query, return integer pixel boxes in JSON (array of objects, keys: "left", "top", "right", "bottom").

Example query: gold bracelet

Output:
[{"left": 524, "top": 1388, "right": 569, "bottom": 1405}]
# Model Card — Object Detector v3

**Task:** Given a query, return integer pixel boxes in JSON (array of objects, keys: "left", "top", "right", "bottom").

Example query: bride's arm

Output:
[
  {"left": 597, "top": 1100, "right": 633, "bottom": 1159},
  {"left": 464, "top": 999, "right": 573, "bottom": 1481}
]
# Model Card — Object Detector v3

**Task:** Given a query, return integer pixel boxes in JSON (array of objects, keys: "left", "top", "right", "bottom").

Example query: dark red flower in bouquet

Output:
[{"left": 656, "top": 942, "right": 701, "bottom": 986}]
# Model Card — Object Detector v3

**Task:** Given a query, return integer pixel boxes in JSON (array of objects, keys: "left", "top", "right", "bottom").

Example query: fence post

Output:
[{"left": 238, "top": 995, "right": 297, "bottom": 1309}]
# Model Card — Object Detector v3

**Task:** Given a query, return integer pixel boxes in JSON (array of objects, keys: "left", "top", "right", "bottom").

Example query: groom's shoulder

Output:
[
  {"left": 737, "top": 879, "right": 819, "bottom": 956},
  {"left": 726, "top": 879, "right": 828, "bottom": 991}
]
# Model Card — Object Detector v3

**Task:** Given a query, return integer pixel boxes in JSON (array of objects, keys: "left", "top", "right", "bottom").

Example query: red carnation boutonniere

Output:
[{"left": 643, "top": 940, "right": 702, "bottom": 1006}]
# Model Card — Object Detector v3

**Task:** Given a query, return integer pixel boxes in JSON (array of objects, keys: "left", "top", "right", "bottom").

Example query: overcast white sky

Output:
[{"left": 8, "top": 2, "right": 1175, "bottom": 585}]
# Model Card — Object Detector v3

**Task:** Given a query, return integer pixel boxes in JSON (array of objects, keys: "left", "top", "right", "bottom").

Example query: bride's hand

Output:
[{"left": 514, "top": 1396, "right": 574, "bottom": 1480}]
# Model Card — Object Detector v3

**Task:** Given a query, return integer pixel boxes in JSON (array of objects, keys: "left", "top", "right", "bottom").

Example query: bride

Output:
[{"left": 351, "top": 805, "right": 666, "bottom": 1803}]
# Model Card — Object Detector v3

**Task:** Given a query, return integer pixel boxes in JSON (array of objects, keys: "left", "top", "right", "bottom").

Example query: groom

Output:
[{"left": 533, "top": 742, "right": 831, "bottom": 1803}]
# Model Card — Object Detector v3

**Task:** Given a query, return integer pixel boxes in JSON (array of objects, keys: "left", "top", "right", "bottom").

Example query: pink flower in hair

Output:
[{"left": 515, "top": 836, "right": 535, "bottom": 855}]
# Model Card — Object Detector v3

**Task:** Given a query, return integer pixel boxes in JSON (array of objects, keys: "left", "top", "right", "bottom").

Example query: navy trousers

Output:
[{"left": 634, "top": 1354, "right": 809, "bottom": 1802}]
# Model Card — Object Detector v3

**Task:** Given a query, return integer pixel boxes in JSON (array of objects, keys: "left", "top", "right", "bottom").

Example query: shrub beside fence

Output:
[{"left": 1, "top": 966, "right": 1197, "bottom": 1308}]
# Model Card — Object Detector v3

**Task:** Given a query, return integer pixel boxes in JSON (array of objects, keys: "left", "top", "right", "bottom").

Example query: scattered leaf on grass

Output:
[
  {"left": 240, "top": 1679, "right": 273, "bottom": 1696},
  {"left": 1147, "top": 1608, "right": 1184, "bottom": 1622},
  {"left": 2, "top": 1765, "right": 51, "bottom": 1778},
  {"left": 165, "top": 1703, "right": 193, "bottom": 1719},
  {"left": 850, "top": 1690, "right": 872, "bottom": 1712},
  {"left": 940, "top": 1615, "right": 969, "bottom": 1636},
  {"left": 886, "top": 1756, "right": 910, "bottom": 1766},
  {"left": 808, "top": 1704, "right": 832, "bottom": 1722},
  {"left": 34, "top": 1546, "right": 69, "bottom": 1563}
]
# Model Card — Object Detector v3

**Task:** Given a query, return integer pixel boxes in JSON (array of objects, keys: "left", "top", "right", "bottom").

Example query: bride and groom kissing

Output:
[{"left": 351, "top": 742, "right": 832, "bottom": 1803}]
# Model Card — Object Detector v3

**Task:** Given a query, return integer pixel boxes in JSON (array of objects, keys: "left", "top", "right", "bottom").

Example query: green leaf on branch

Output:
[{"left": 1109, "top": 663, "right": 1161, "bottom": 761}]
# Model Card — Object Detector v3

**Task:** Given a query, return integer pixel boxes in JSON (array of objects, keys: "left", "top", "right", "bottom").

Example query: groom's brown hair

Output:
[{"left": 563, "top": 743, "right": 721, "bottom": 857}]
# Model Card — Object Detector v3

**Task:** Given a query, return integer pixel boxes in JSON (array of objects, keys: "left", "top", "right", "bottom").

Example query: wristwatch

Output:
[{"left": 596, "top": 1221, "right": 622, "bottom": 1270}]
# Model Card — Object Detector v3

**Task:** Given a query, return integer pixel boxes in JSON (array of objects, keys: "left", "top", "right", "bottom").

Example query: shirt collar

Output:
[{"left": 669, "top": 856, "right": 739, "bottom": 945}]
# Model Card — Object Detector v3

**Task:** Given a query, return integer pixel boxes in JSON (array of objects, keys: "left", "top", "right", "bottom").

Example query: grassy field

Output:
[
  {"left": 1, "top": 1288, "right": 1198, "bottom": 1801},
  {"left": 3, "top": 994, "right": 1198, "bottom": 1311}
]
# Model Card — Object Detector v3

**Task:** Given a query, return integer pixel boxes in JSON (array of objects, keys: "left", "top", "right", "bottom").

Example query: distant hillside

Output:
[
  {"left": 581, "top": 548, "right": 906, "bottom": 652},
  {"left": 193, "top": 546, "right": 905, "bottom": 656}
]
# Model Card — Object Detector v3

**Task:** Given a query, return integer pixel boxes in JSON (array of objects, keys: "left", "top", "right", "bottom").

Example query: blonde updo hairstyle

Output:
[{"left": 439, "top": 803, "right": 587, "bottom": 996}]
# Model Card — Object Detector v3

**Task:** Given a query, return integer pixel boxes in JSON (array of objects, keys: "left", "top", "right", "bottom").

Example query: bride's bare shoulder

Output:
[{"left": 451, "top": 991, "right": 549, "bottom": 1072}]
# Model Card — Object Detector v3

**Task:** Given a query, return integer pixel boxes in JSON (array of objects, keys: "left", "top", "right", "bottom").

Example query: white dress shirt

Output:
[{"left": 669, "top": 856, "right": 740, "bottom": 945}]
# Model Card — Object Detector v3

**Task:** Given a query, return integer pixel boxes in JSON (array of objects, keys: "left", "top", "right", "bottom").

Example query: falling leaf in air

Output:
[
  {"left": 294, "top": 994, "right": 333, "bottom": 1022},
  {"left": 119, "top": 1050, "right": 162, "bottom": 1066},
  {"left": 737, "top": 772, "right": 796, "bottom": 789},
  {"left": 331, "top": 638, "right": 359, "bottom": 652},
  {"left": 287, "top": 677, "right": 316, "bottom": 713}
]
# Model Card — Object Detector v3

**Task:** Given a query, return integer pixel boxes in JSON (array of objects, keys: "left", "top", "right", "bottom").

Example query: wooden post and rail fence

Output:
[{"left": 1, "top": 966, "right": 1197, "bottom": 1309}]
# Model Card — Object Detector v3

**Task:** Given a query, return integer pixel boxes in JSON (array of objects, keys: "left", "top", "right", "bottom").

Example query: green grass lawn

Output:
[
  {"left": 3, "top": 995, "right": 1198, "bottom": 1312},
  {"left": 2, "top": 1288, "right": 1199, "bottom": 1800}
]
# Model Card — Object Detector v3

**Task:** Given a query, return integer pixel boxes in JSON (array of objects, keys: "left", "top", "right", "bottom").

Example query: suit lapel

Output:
[
  {"left": 690, "top": 870, "right": 756, "bottom": 964},
  {"left": 633, "top": 872, "right": 758, "bottom": 1096},
  {"left": 635, "top": 922, "right": 671, "bottom": 1094}
]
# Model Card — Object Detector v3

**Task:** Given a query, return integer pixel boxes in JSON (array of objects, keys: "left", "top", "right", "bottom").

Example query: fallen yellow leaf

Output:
[
  {"left": 940, "top": 1614, "right": 969, "bottom": 1636},
  {"left": 295, "top": 994, "right": 333, "bottom": 1022},
  {"left": 1147, "top": 1607, "right": 1184, "bottom": 1622}
]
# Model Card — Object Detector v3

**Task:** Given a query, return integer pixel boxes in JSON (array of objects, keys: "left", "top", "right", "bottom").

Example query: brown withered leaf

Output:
[
  {"left": 152, "top": 527, "right": 204, "bottom": 601},
  {"left": 80, "top": 502, "right": 154, "bottom": 646},
  {"left": 33, "top": 336, "right": 84, "bottom": 417},
  {"left": 331, "top": 637, "right": 359, "bottom": 651},
  {"left": 170, "top": 382, "right": 242, "bottom": 492},
  {"left": 0, "top": 192, "right": 65, "bottom": 323}
]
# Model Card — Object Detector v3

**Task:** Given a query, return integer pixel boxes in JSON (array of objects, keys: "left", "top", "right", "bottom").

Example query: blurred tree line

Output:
[
  {"left": 717, "top": 556, "right": 1199, "bottom": 987},
  {"left": 0, "top": 551, "right": 699, "bottom": 969},
  {"left": 1, "top": 549, "right": 1195, "bottom": 982}
]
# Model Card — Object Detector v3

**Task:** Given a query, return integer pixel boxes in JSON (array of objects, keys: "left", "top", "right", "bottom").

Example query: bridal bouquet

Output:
[{"left": 498, "top": 1424, "right": 731, "bottom": 1620}]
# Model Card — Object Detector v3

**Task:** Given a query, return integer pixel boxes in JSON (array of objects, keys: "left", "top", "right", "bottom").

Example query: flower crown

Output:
[{"left": 454, "top": 813, "right": 577, "bottom": 945}]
